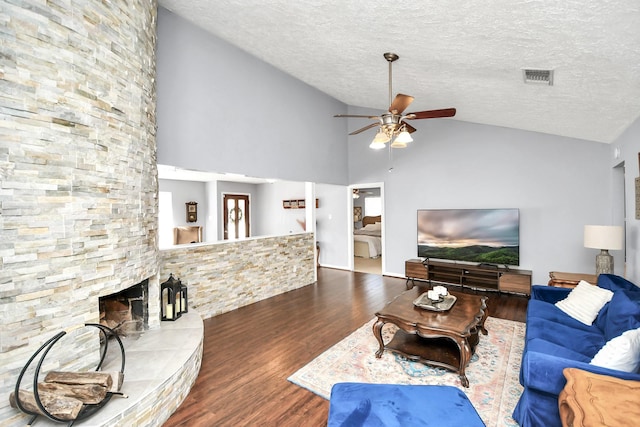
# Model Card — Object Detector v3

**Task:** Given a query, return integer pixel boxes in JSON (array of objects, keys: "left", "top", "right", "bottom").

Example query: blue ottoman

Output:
[{"left": 327, "top": 383, "right": 485, "bottom": 427}]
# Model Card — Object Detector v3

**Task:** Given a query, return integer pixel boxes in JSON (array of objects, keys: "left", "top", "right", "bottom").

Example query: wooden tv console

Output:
[{"left": 405, "top": 259, "right": 532, "bottom": 296}]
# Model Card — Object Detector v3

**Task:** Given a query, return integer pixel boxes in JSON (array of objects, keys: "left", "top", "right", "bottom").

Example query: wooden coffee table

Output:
[{"left": 373, "top": 288, "right": 488, "bottom": 387}]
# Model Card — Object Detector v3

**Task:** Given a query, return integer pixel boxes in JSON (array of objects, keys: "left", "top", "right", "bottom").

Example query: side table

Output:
[
  {"left": 559, "top": 368, "right": 640, "bottom": 427},
  {"left": 548, "top": 271, "right": 597, "bottom": 288}
]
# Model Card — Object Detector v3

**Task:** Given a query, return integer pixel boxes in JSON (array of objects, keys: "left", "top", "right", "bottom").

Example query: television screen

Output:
[{"left": 417, "top": 208, "right": 520, "bottom": 266}]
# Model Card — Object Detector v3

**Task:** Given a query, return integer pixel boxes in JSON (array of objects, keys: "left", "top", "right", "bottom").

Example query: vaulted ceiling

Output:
[{"left": 158, "top": 0, "right": 640, "bottom": 144}]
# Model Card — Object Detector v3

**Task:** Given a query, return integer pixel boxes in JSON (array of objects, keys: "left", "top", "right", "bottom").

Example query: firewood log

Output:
[
  {"left": 44, "top": 371, "right": 113, "bottom": 389},
  {"left": 9, "top": 389, "right": 83, "bottom": 421},
  {"left": 109, "top": 371, "right": 124, "bottom": 392},
  {"left": 37, "top": 382, "right": 107, "bottom": 405}
]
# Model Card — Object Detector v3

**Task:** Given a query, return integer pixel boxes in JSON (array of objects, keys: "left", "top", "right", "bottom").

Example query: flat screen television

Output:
[{"left": 417, "top": 208, "right": 520, "bottom": 266}]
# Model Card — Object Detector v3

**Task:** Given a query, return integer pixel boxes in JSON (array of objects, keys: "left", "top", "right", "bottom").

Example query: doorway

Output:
[
  {"left": 351, "top": 184, "right": 384, "bottom": 275},
  {"left": 223, "top": 194, "right": 250, "bottom": 240},
  {"left": 613, "top": 162, "right": 626, "bottom": 276}
]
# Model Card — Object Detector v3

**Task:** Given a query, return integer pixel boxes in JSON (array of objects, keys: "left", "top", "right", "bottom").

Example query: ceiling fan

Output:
[
  {"left": 334, "top": 53, "right": 456, "bottom": 149},
  {"left": 352, "top": 188, "right": 374, "bottom": 199}
]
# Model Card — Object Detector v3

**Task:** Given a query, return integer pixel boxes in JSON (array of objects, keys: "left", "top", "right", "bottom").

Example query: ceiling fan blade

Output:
[
  {"left": 349, "top": 122, "right": 379, "bottom": 135},
  {"left": 402, "top": 123, "right": 417, "bottom": 133},
  {"left": 406, "top": 108, "right": 456, "bottom": 120},
  {"left": 388, "top": 94, "right": 414, "bottom": 114},
  {"left": 334, "top": 114, "right": 380, "bottom": 119}
]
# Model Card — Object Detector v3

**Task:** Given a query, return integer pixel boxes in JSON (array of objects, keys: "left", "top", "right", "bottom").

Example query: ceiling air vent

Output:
[{"left": 522, "top": 69, "right": 554, "bottom": 86}]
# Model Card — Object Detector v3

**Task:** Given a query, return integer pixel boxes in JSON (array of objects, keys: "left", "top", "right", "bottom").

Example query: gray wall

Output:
[
  {"left": 156, "top": 8, "right": 348, "bottom": 185},
  {"left": 612, "top": 115, "right": 640, "bottom": 282},
  {"left": 159, "top": 179, "right": 207, "bottom": 244},
  {"left": 156, "top": 6, "right": 640, "bottom": 286},
  {"left": 347, "top": 106, "right": 618, "bottom": 284}
]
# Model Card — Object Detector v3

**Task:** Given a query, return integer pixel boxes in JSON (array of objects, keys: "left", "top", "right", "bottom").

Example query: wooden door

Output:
[{"left": 223, "top": 194, "right": 250, "bottom": 240}]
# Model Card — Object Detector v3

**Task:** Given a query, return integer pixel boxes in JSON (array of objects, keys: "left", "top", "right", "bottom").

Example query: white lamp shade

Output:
[
  {"left": 372, "top": 129, "right": 390, "bottom": 143},
  {"left": 394, "top": 129, "right": 413, "bottom": 144},
  {"left": 390, "top": 138, "right": 407, "bottom": 148},
  {"left": 369, "top": 140, "right": 386, "bottom": 150},
  {"left": 584, "top": 225, "right": 624, "bottom": 250},
  {"left": 370, "top": 129, "right": 389, "bottom": 150}
]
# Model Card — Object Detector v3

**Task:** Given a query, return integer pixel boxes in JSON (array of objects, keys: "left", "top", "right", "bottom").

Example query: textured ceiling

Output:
[{"left": 158, "top": 0, "right": 640, "bottom": 144}]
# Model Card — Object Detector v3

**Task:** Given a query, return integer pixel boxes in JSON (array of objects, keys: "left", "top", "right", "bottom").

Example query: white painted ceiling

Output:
[{"left": 158, "top": 0, "right": 640, "bottom": 144}]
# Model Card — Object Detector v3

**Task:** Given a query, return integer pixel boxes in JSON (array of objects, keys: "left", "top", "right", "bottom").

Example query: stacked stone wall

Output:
[
  {"left": 160, "top": 234, "right": 316, "bottom": 319},
  {"left": 0, "top": 1, "right": 158, "bottom": 424}
]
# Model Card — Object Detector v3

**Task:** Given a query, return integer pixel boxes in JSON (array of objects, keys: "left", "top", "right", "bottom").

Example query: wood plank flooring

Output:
[{"left": 163, "top": 268, "right": 528, "bottom": 427}]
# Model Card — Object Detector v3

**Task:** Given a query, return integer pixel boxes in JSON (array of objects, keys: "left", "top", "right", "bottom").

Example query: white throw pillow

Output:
[
  {"left": 555, "top": 281, "right": 613, "bottom": 325},
  {"left": 591, "top": 328, "right": 640, "bottom": 372}
]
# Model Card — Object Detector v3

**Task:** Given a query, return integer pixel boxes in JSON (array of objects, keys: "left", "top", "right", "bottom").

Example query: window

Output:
[{"left": 365, "top": 197, "right": 381, "bottom": 217}]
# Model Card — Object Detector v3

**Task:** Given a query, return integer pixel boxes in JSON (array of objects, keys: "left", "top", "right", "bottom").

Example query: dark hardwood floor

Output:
[{"left": 163, "top": 268, "right": 528, "bottom": 426}]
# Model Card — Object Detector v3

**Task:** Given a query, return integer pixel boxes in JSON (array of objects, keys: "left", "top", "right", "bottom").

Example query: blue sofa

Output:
[{"left": 512, "top": 274, "right": 640, "bottom": 427}]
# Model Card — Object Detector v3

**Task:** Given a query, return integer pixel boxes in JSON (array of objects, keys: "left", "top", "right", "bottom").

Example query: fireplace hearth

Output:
[{"left": 99, "top": 280, "right": 149, "bottom": 336}]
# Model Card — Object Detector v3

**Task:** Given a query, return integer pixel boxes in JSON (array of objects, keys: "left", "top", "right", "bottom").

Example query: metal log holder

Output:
[{"left": 13, "top": 323, "right": 126, "bottom": 426}]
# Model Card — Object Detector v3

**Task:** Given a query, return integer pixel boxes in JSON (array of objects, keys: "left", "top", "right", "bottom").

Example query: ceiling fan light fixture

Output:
[
  {"left": 390, "top": 138, "right": 407, "bottom": 148},
  {"left": 369, "top": 140, "right": 386, "bottom": 150},
  {"left": 335, "top": 52, "right": 456, "bottom": 149},
  {"left": 370, "top": 129, "right": 389, "bottom": 149},
  {"left": 394, "top": 128, "right": 413, "bottom": 144},
  {"left": 372, "top": 129, "right": 390, "bottom": 143}
]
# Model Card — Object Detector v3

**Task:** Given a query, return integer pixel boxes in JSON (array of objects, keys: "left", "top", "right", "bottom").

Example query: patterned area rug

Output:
[{"left": 288, "top": 317, "right": 524, "bottom": 427}]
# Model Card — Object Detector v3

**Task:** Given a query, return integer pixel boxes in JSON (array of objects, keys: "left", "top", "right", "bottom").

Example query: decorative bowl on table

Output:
[{"left": 413, "top": 289, "right": 457, "bottom": 312}]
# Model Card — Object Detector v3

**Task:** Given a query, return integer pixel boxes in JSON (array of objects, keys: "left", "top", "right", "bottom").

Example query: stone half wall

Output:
[
  {"left": 160, "top": 233, "right": 316, "bottom": 319},
  {"left": 0, "top": 1, "right": 158, "bottom": 425}
]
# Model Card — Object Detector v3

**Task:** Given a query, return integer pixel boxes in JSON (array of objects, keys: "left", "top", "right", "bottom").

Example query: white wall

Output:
[
  {"left": 160, "top": 178, "right": 311, "bottom": 242},
  {"left": 205, "top": 180, "right": 218, "bottom": 242},
  {"left": 255, "top": 181, "right": 307, "bottom": 236},
  {"left": 316, "top": 183, "right": 351, "bottom": 269}
]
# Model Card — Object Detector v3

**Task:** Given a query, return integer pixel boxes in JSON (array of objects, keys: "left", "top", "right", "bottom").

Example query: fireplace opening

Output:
[{"left": 99, "top": 279, "right": 149, "bottom": 336}]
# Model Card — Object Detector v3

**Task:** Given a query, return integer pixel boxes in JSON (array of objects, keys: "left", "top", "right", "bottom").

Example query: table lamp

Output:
[{"left": 583, "top": 225, "right": 623, "bottom": 275}]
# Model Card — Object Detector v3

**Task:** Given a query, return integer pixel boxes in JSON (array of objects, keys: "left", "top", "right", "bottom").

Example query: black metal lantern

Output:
[
  {"left": 178, "top": 282, "right": 188, "bottom": 314},
  {"left": 160, "top": 274, "right": 185, "bottom": 321}
]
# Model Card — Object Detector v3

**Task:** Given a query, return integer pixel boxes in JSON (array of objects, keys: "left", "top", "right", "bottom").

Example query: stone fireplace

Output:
[
  {"left": 99, "top": 280, "right": 150, "bottom": 336},
  {"left": 0, "top": 1, "right": 161, "bottom": 425}
]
